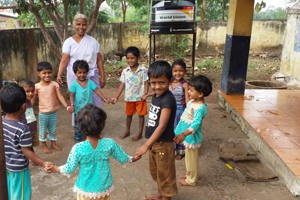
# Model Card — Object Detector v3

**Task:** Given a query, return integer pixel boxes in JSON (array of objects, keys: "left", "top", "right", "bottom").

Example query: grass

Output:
[
  {"left": 197, "top": 58, "right": 223, "bottom": 70},
  {"left": 105, "top": 61, "right": 128, "bottom": 72}
]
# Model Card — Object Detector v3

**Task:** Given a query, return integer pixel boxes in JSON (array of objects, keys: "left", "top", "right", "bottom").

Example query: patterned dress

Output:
[
  {"left": 169, "top": 79, "right": 187, "bottom": 155},
  {"left": 59, "top": 138, "right": 130, "bottom": 199}
]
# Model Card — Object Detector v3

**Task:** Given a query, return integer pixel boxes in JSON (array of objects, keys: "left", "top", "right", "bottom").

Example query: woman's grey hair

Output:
[{"left": 73, "top": 13, "right": 88, "bottom": 27}]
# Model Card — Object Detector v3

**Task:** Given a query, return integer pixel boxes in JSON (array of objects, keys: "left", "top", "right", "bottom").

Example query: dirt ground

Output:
[{"left": 30, "top": 56, "right": 300, "bottom": 199}]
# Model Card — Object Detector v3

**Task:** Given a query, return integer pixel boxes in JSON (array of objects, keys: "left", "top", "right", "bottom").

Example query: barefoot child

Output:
[
  {"left": 135, "top": 61, "right": 178, "bottom": 200},
  {"left": 69, "top": 60, "right": 108, "bottom": 142},
  {"left": 174, "top": 74, "right": 212, "bottom": 187},
  {"left": 1, "top": 84, "right": 52, "bottom": 200},
  {"left": 34, "top": 61, "right": 72, "bottom": 154},
  {"left": 110, "top": 46, "right": 149, "bottom": 141},
  {"left": 19, "top": 79, "right": 39, "bottom": 165},
  {"left": 169, "top": 59, "right": 189, "bottom": 160},
  {"left": 47, "top": 104, "right": 140, "bottom": 200}
]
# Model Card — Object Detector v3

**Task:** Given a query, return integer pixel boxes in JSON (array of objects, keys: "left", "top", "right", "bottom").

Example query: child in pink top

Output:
[{"left": 34, "top": 61, "right": 73, "bottom": 154}]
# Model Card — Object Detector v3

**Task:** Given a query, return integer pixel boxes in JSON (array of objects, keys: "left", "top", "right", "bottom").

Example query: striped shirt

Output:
[{"left": 2, "top": 117, "right": 32, "bottom": 172}]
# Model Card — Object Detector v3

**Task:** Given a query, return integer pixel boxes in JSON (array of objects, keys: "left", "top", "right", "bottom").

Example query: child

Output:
[
  {"left": 69, "top": 60, "right": 108, "bottom": 142},
  {"left": 34, "top": 61, "right": 72, "bottom": 154},
  {"left": 1, "top": 84, "right": 51, "bottom": 200},
  {"left": 110, "top": 46, "right": 149, "bottom": 141},
  {"left": 19, "top": 79, "right": 39, "bottom": 165},
  {"left": 169, "top": 59, "right": 189, "bottom": 160},
  {"left": 46, "top": 104, "right": 140, "bottom": 200},
  {"left": 174, "top": 74, "right": 212, "bottom": 187},
  {"left": 135, "top": 61, "right": 178, "bottom": 200}
]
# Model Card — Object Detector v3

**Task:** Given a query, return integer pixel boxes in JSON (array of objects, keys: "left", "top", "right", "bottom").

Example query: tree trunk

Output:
[
  {"left": 31, "top": 7, "right": 61, "bottom": 61},
  {"left": 87, "top": 0, "right": 104, "bottom": 34},
  {"left": 122, "top": 0, "right": 127, "bottom": 23},
  {"left": 80, "top": 0, "right": 85, "bottom": 14},
  {"left": 63, "top": 1, "right": 70, "bottom": 41},
  {"left": 201, "top": 0, "right": 206, "bottom": 22},
  {"left": 40, "top": 1, "right": 64, "bottom": 44}
]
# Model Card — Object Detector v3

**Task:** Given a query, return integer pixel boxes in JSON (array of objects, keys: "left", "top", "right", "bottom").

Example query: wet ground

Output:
[{"left": 29, "top": 87, "right": 298, "bottom": 200}]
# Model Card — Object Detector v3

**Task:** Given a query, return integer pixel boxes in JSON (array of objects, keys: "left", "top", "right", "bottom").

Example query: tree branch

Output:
[
  {"left": 0, "top": 5, "right": 18, "bottom": 9},
  {"left": 86, "top": 0, "right": 104, "bottom": 34}
]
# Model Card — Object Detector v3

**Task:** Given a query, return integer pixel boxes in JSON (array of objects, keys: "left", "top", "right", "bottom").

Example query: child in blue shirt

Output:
[
  {"left": 174, "top": 74, "right": 212, "bottom": 187},
  {"left": 69, "top": 60, "right": 108, "bottom": 142},
  {"left": 47, "top": 104, "right": 140, "bottom": 200},
  {"left": 1, "top": 84, "right": 51, "bottom": 200}
]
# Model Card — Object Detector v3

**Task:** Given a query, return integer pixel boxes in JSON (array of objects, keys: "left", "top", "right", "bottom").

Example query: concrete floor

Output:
[{"left": 30, "top": 101, "right": 298, "bottom": 200}]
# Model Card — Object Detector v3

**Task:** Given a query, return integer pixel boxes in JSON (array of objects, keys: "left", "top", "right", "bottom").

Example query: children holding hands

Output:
[
  {"left": 110, "top": 46, "right": 149, "bottom": 141},
  {"left": 45, "top": 104, "right": 140, "bottom": 200}
]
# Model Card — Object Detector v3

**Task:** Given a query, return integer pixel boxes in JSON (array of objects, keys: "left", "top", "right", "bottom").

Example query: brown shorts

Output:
[
  {"left": 31, "top": 134, "right": 39, "bottom": 147},
  {"left": 149, "top": 141, "right": 178, "bottom": 197},
  {"left": 125, "top": 101, "right": 148, "bottom": 116}
]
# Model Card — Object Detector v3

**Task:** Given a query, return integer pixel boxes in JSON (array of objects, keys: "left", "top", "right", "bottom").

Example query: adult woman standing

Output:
[{"left": 57, "top": 13, "right": 105, "bottom": 108}]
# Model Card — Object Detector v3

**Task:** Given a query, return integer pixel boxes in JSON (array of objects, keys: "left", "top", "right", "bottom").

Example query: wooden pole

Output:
[{"left": 0, "top": 100, "right": 9, "bottom": 199}]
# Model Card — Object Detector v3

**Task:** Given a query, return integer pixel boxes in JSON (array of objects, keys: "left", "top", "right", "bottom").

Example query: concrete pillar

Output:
[{"left": 221, "top": 0, "right": 255, "bottom": 94}]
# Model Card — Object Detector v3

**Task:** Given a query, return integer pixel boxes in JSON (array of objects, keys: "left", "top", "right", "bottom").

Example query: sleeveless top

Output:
[{"left": 169, "top": 79, "right": 187, "bottom": 110}]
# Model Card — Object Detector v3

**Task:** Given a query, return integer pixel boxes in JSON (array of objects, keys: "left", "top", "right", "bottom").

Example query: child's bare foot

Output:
[
  {"left": 51, "top": 143, "right": 62, "bottom": 151},
  {"left": 42, "top": 146, "right": 52, "bottom": 154},
  {"left": 178, "top": 179, "right": 193, "bottom": 186},
  {"left": 119, "top": 132, "right": 130, "bottom": 139},
  {"left": 175, "top": 154, "right": 184, "bottom": 160},
  {"left": 180, "top": 174, "right": 187, "bottom": 179},
  {"left": 131, "top": 134, "right": 142, "bottom": 141},
  {"left": 144, "top": 193, "right": 162, "bottom": 200}
]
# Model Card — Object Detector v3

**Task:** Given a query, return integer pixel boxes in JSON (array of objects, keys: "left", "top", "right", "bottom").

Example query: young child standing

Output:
[
  {"left": 169, "top": 59, "right": 189, "bottom": 160},
  {"left": 34, "top": 61, "right": 72, "bottom": 154},
  {"left": 174, "top": 74, "right": 212, "bottom": 187},
  {"left": 69, "top": 60, "right": 108, "bottom": 142},
  {"left": 135, "top": 61, "right": 178, "bottom": 200},
  {"left": 47, "top": 104, "right": 140, "bottom": 200},
  {"left": 110, "top": 46, "right": 149, "bottom": 141},
  {"left": 19, "top": 79, "right": 39, "bottom": 165},
  {"left": 1, "top": 84, "right": 51, "bottom": 200}
]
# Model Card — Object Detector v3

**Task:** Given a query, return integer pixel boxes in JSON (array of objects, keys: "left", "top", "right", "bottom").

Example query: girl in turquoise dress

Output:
[
  {"left": 47, "top": 104, "right": 140, "bottom": 200},
  {"left": 174, "top": 75, "right": 212, "bottom": 187},
  {"left": 169, "top": 59, "right": 189, "bottom": 160}
]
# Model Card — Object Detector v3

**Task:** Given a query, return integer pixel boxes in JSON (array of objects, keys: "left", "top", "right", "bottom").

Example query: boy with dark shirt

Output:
[{"left": 135, "top": 61, "right": 178, "bottom": 200}]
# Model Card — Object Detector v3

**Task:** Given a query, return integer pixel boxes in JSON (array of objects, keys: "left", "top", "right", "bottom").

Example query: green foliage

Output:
[
  {"left": 248, "top": 64, "right": 257, "bottom": 71},
  {"left": 255, "top": 1, "right": 266, "bottom": 13},
  {"left": 253, "top": 7, "right": 287, "bottom": 20},
  {"left": 167, "top": 35, "right": 191, "bottom": 58},
  {"left": 197, "top": 0, "right": 230, "bottom": 20},
  {"left": 197, "top": 58, "right": 223, "bottom": 70}
]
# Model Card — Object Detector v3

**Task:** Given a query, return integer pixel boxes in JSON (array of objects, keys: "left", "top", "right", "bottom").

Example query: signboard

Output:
[{"left": 154, "top": 6, "right": 194, "bottom": 22}]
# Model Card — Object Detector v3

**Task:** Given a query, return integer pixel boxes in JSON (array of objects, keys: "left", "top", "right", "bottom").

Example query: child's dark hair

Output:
[
  {"left": 189, "top": 74, "right": 212, "bottom": 97},
  {"left": 37, "top": 61, "right": 52, "bottom": 72},
  {"left": 19, "top": 79, "right": 35, "bottom": 88},
  {"left": 76, "top": 104, "right": 107, "bottom": 136},
  {"left": 125, "top": 46, "right": 140, "bottom": 58},
  {"left": 1, "top": 84, "right": 26, "bottom": 113},
  {"left": 148, "top": 61, "right": 172, "bottom": 80},
  {"left": 73, "top": 60, "right": 89, "bottom": 74},
  {"left": 172, "top": 59, "right": 186, "bottom": 70}
]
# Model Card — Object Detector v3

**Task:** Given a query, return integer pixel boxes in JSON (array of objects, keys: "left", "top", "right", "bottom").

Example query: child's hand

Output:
[
  {"left": 135, "top": 144, "right": 149, "bottom": 157},
  {"left": 174, "top": 134, "right": 185, "bottom": 144},
  {"left": 67, "top": 106, "right": 74, "bottom": 113},
  {"left": 131, "top": 155, "right": 142, "bottom": 162},
  {"left": 43, "top": 161, "right": 54, "bottom": 173},
  {"left": 141, "top": 94, "right": 148, "bottom": 101},
  {"left": 109, "top": 98, "right": 118, "bottom": 104}
]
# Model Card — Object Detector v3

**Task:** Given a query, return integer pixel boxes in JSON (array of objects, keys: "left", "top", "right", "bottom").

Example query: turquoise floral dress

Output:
[
  {"left": 59, "top": 138, "right": 130, "bottom": 199},
  {"left": 175, "top": 101, "right": 207, "bottom": 149}
]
